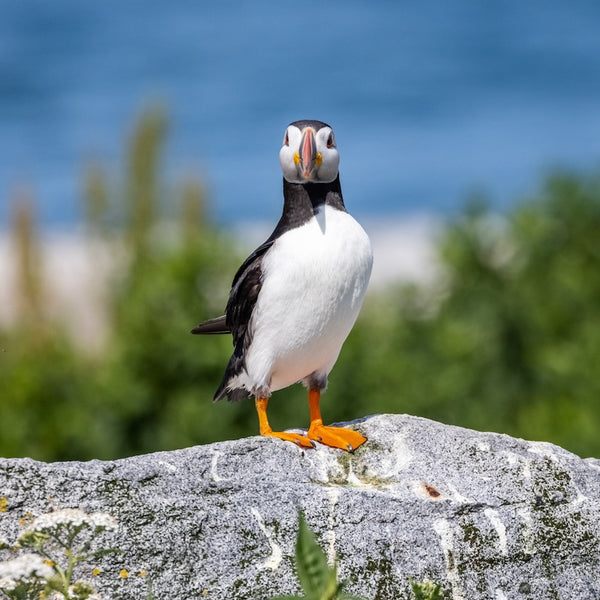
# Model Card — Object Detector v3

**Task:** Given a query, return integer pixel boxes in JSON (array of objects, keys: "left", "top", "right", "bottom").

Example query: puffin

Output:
[{"left": 192, "top": 120, "right": 373, "bottom": 451}]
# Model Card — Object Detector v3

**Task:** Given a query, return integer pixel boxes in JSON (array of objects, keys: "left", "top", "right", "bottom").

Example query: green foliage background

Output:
[{"left": 2, "top": 107, "right": 600, "bottom": 461}]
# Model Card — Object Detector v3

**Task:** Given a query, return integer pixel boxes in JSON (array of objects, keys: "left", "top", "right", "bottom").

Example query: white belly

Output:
[{"left": 243, "top": 205, "right": 373, "bottom": 393}]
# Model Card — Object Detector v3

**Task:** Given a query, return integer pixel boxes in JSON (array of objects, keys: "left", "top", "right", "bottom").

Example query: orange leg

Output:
[
  {"left": 306, "top": 388, "right": 367, "bottom": 452},
  {"left": 255, "top": 398, "right": 314, "bottom": 448}
]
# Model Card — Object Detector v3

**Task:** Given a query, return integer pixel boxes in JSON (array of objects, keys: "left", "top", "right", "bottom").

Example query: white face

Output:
[{"left": 279, "top": 124, "right": 340, "bottom": 184}]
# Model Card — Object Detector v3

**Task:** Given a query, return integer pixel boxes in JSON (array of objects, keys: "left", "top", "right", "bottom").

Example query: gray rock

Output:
[{"left": 1, "top": 414, "right": 599, "bottom": 600}]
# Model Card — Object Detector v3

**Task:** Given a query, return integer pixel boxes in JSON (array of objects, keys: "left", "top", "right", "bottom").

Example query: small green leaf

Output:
[
  {"left": 271, "top": 512, "right": 370, "bottom": 600},
  {"left": 318, "top": 569, "right": 343, "bottom": 600},
  {"left": 295, "top": 512, "right": 333, "bottom": 597},
  {"left": 409, "top": 578, "right": 444, "bottom": 600}
]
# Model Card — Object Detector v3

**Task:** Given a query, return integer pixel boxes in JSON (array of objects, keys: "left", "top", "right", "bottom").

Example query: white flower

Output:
[
  {"left": 88, "top": 512, "right": 118, "bottom": 532},
  {"left": 0, "top": 552, "right": 54, "bottom": 588},
  {"left": 0, "top": 576, "right": 17, "bottom": 591},
  {"left": 27, "top": 509, "right": 118, "bottom": 535},
  {"left": 29, "top": 508, "right": 88, "bottom": 532},
  {"left": 0, "top": 535, "right": 10, "bottom": 550}
]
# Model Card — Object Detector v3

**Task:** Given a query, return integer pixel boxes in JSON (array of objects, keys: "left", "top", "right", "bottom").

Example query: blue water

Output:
[{"left": 1, "top": 1, "right": 600, "bottom": 227}]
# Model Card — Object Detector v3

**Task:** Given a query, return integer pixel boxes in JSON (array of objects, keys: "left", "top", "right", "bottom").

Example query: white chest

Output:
[
  {"left": 264, "top": 206, "right": 372, "bottom": 311},
  {"left": 246, "top": 205, "right": 373, "bottom": 391}
]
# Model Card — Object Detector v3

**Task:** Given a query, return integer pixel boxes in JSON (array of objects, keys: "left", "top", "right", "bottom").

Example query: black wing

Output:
[
  {"left": 197, "top": 238, "right": 275, "bottom": 401},
  {"left": 190, "top": 238, "right": 274, "bottom": 338},
  {"left": 224, "top": 238, "right": 274, "bottom": 348}
]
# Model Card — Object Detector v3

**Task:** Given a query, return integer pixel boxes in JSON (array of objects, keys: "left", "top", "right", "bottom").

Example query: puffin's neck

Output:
[
  {"left": 270, "top": 175, "right": 344, "bottom": 234},
  {"left": 283, "top": 174, "right": 345, "bottom": 212},
  {"left": 265, "top": 175, "right": 346, "bottom": 241}
]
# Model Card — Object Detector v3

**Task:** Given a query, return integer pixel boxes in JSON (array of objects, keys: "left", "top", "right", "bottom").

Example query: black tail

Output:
[
  {"left": 191, "top": 315, "right": 230, "bottom": 335},
  {"left": 213, "top": 345, "right": 251, "bottom": 402},
  {"left": 192, "top": 314, "right": 250, "bottom": 401}
]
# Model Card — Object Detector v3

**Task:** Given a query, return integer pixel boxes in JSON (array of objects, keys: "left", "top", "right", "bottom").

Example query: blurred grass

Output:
[{"left": 2, "top": 106, "right": 600, "bottom": 460}]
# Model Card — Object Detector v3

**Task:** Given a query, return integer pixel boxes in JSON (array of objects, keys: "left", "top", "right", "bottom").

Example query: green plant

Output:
[
  {"left": 0, "top": 106, "right": 242, "bottom": 461},
  {"left": 273, "top": 513, "right": 366, "bottom": 600},
  {"left": 409, "top": 578, "right": 445, "bottom": 600},
  {"left": 0, "top": 509, "right": 119, "bottom": 600}
]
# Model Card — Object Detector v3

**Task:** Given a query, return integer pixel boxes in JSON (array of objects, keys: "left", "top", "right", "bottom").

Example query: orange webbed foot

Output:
[
  {"left": 307, "top": 422, "right": 367, "bottom": 452},
  {"left": 306, "top": 388, "right": 366, "bottom": 452},
  {"left": 255, "top": 397, "right": 315, "bottom": 449},
  {"left": 261, "top": 429, "right": 315, "bottom": 449}
]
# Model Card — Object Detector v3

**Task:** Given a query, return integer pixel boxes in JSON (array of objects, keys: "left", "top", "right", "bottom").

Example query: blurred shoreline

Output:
[{"left": 0, "top": 215, "right": 439, "bottom": 347}]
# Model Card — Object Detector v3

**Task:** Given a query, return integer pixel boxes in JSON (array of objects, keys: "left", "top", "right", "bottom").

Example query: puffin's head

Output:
[{"left": 279, "top": 120, "right": 339, "bottom": 184}]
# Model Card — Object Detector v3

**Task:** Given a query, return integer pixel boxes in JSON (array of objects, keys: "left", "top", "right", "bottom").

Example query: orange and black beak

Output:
[{"left": 298, "top": 127, "right": 318, "bottom": 179}]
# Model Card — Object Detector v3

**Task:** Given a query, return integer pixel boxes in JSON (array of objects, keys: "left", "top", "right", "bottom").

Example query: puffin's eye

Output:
[
  {"left": 283, "top": 131, "right": 290, "bottom": 146},
  {"left": 326, "top": 132, "right": 336, "bottom": 148}
]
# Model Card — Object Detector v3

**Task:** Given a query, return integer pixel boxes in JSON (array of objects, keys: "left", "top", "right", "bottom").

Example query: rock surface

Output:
[{"left": 1, "top": 414, "right": 600, "bottom": 600}]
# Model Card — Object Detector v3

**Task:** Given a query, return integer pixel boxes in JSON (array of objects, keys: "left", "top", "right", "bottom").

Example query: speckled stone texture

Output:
[{"left": 1, "top": 414, "right": 600, "bottom": 599}]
